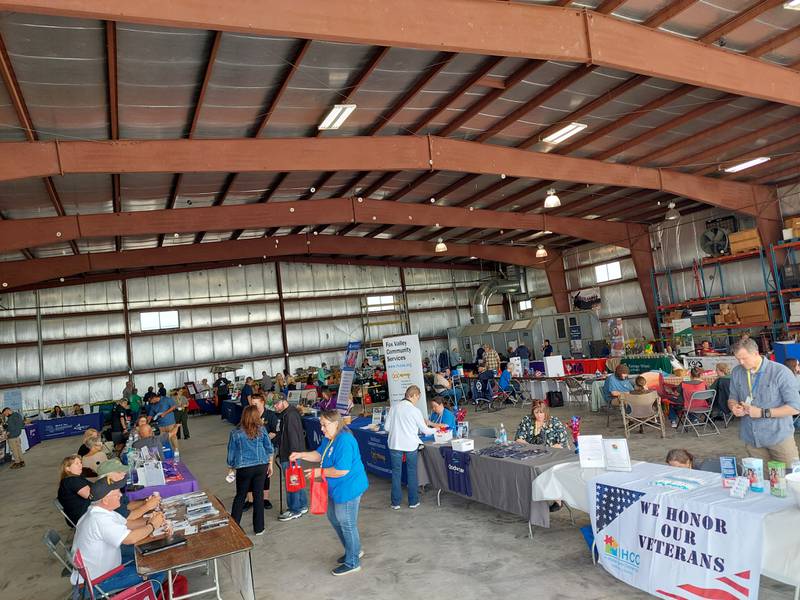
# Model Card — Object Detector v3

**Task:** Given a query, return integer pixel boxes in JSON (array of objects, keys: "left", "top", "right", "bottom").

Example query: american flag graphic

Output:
[
  {"left": 595, "top": 483, "right": 646, "bottom": 530},
  {"left": 657, "top": 570, "right": 752, "bottom": 600}
]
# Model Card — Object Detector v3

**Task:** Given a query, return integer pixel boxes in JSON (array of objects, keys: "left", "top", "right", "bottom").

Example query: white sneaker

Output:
[
  {"left": 299, "top": 507, "right": 309, "bottom": 515},
  {"left": 671, "top": 421, "right": 678, "bottom": 428},
  {"left": 409, "top": 503, "right": 420, "bottom": 509},
  {"left": 255, "top": 530, "right": 265, "bottom": 536},
  {"left": 391, "top": 505, "right": 400, "bottom": 510}
]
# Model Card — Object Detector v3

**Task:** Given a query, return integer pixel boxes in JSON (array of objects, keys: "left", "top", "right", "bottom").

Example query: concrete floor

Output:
[{"left": 1, "top": 402, "right": 796, "bottom": 600}]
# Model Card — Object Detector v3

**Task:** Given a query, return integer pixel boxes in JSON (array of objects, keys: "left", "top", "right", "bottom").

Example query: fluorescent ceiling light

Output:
[
  {"left": 723, "top": 156, "right": 770, "bottom": 173},
  {"left": 784, "top": 0, "right": 800, "bottom": 10},
  {"left": 318, "top": 104, "right": 357, "bottom": 130},
  {"left": 583, "top": 214, "right": 601, "bottom": 220},
  {"left": 434, "top": 238, "right": 448, "bottom": 253},
  {"left": 544, "top": 188, "right": 561, "bottom": 208},
  {"left": 535, "top": 245, "right": 548, "bottom": 258},
  {"left": 542, "top": 122, "right": 588, "bottom": 145}
]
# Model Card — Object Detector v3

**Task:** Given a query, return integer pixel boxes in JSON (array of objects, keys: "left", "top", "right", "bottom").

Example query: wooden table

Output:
[{"left": 135, "top": 493, "right": 254, "bottom": 600}]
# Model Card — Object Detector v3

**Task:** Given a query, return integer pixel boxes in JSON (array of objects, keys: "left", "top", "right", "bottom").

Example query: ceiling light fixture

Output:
[
  {"left": 723, "top": 156, "right": 771, "bottom": 173},
  {"left": 434, "top": 238, "right": 448, "bottom": 253},
  {"left": 784, "top": 0, "right": 800, "bottom": 10},
  {"left": 544, "top": 188, "right": 561, "bottom": 208},
  {"left": 535, "top": 245, "right": 548, "bottom": 258},
  {"left": 665, "top": 201, "right": 680, "bottom": 221},
  {"left": 470, "top": 256, "right": 477, "bottom": 260},
  {"left": 542, "top": 122, "right": 588, "bottom": 145},
  {"left": 318, "top": 104, "right": 357, "bottom": 130}
]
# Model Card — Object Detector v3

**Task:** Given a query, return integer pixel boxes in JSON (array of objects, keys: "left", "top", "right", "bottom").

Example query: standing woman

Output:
[
  {"left": 290, "top": 410, "right": 368, "bottom": 577},
  {"left": 227, "top": 405, "right": 274, "bottom": 536}
]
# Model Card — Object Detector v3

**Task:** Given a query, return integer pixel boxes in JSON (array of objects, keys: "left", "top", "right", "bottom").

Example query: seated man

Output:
[
  {"left": 132, "top": 423, "right": 171, "bottom": 461},
  {"left": 72, "top": 403, "right": 85, "bottom": 416},
  {"left": 71, "top": 475, "right": 166, "bottom": 596},
  {"left": 434, "top": 368, "right": 463, "bottom": 403}
]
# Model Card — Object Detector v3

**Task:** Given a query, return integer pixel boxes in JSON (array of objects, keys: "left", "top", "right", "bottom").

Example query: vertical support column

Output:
[
  {"left": 275, "top": 262, "right": 290, "bottom": 373},
  {"left": 35, "top": 289, "right": 44, "bottom": 414},
  {"left": 628, "top": 228, "right": 659, "bottom": 339},
  {"left": 451, "top": 271, "right": 462, "bottom": 327},
  {"left": 121, "top": 279, "right": 133, "bottom": 380},
  {"left": 543, "top": 252, "right": 570, "bottom": 313},
  {"left": 755, "top": 190, "right": 783, "bottom": 275},
  {"left": 398, "top": 267, "right": 411, "bottom": 335}
]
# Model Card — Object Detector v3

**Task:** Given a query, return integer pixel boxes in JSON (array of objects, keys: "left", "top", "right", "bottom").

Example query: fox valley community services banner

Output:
[
  {"left": 589, "top": 464, "right": 775, "bottom": 600},
  {"left": 383, "top": 334, "right": 427, "bottom": 419}
]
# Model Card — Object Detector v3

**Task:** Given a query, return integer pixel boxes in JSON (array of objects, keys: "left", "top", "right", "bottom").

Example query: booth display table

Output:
[
  {"left": 532, "top": 461, "right": 800, "bottom": 599},
  {"left": 221, "top": 401, "right": 243, "bottom": 425},
  {"left": 136, "top": 492, "right": 255, "bottom": 600},
  {"left": 620, "top": 355, "right": 673, "bottom": 374},
  {"left": 420, "top": 436, "right": 578, "bottom": 536},
  {"left": 36, "top": 412, "right": 104, "bottom": 441},
  {"left": 564, "top": 358, "right": 607, "bottom": 375},
  {"left": 126, "top": 460, "right": 199, "bottom": 501},
  {"left": 23, "top": 423, "right": 39, "bottom": 448}
]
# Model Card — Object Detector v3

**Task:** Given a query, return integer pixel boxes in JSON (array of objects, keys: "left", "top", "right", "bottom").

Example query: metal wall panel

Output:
[{"left": 524, "top": 268, "right": 551, "bottom": 298}]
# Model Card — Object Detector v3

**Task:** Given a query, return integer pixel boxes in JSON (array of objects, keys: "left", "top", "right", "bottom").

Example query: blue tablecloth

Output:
[
  {"left": 221, "top": 401, "right": 243, "bottom": 425},
  {"left": 36, "top": 413, "right": 104, "bottom": 440},
  {"left": 24, "top": 423, "right": 40, "bottom": 447},
  {"left": 302, "top": 415, "right": 409, "bottom": 482}
]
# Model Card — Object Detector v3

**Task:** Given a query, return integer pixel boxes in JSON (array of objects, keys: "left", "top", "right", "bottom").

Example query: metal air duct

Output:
[{"left": 471, "top": 278, "right": 520, "bottom": 324}]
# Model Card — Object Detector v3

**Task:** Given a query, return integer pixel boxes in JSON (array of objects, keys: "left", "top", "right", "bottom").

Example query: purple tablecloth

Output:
[{"left": 126, "top": 461, "right": 199, "bottom": 500}]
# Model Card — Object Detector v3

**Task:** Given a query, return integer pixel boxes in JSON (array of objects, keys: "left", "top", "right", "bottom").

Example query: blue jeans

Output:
[
  {"left": 441, "top": 387, "right": 462, "bottom": 403},
  {"left": 281, "top": 461, "right": 308, "bottom": 513},
  {"left": 326, "top": 496, "right": 362, "bottom": 569},
  {"left": 390, "top": 449, "right": 418, "bottom": 507}
]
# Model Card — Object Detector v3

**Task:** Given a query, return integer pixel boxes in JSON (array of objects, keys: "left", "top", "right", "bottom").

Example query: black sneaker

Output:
[
  {"left": 336, "top": 550, "right": 364, "bottom": 564},
  {"left": 549, "top": 502, "right": 562, "bottom": 512},
  {"left": 243, "top": 501, "right": 253, "bottom": 511},
  {"left": 331, "top": 564, "right": 361, "bottom": 576},
  {"left": 264, "top": 500, "right": 273, "bottom": 510}
]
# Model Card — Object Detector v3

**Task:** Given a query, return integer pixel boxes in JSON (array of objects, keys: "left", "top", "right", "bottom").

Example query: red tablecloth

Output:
[{"left": 564, "top": 358, "right": 607, "bottom": 375}]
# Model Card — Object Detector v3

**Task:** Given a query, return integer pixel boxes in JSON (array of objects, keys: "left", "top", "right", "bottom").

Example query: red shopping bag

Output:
[
  {"left": 309, "top": 468, "right": 328, "bottom": 514},
  {"left": 285, "top": 460, "right": 306, "bottom": 493}
]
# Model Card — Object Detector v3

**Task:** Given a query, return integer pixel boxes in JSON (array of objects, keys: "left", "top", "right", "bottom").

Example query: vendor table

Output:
[
  {"left": 36, "top": 412, "right": 104, "bottom": 440},
  {"left": 532, "top": 461, "right": 800, "bottom": 599},
  {"left": 419, "top": 436, "right": 578, "bottom": 536},
  {"left": 620, "top": 355, "right": 672, "bottom": 374},
  {"left": 23, "top": 423, "right": 39, "bottom": 448},
  {"left": 126, "top": 461, "right": 199, "bottom": 501},
  {"left": 221, "top": 401, "right": 243, "bottom": 425},
  {"left": 519, "top": 376, "right": 567, "bottom": 401},
  {"left": 564, "top": 358, "right": 607, "bottom": 375},
  {"left": 136, "top": 493, "right": 255, "bottom": 600}
]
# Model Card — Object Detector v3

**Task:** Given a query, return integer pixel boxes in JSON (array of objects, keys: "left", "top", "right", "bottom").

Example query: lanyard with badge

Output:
[{"left": 745, "top": 359, "right": 765, "bottom": 405}]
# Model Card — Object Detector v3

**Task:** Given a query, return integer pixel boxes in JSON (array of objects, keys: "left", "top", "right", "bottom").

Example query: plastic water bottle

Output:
[
  {"left": 126, "top": 447, "right": 135, "bottom": 485},
  {"left": 174, "top": 450, "right": 180, "bottom": 464},
  {"left": 595, "top": 369, "right": 601, "bottom": 378},
  {"left": 498, "top": 423, "right": 508, "bottom": 445}
]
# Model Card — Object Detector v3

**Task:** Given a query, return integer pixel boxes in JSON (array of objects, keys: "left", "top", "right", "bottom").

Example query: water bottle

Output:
[
  {"left": 595, "top": 369, "right": 601, "bottom": 378},
  {"left": 498, "top": 423, "right": 508, "bottom": 445},
  {"left": 126, "top": 447, "right": 135, "bottom": 485},
  {"left": 174, "top": 450, "right": 180, "bottom": 464}
]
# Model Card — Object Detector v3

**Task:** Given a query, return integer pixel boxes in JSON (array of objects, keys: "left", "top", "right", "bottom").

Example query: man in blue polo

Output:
[
  {"left": 147, "top": 392, "right": 178, "bottom": 451},
  {"left": 728, "top": 338, "right": 800, "bottom": 464}
]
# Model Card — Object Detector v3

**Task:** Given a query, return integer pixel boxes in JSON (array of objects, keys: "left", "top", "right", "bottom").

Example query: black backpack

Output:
[{"left": 546, "top": 390, "right": 564, "bottom": 408}]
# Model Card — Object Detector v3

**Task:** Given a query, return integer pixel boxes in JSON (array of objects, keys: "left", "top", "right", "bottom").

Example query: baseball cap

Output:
[
  {"left": 96, "top": 458, "right": 131, "bottom": 477},
  {"left": 90, "top": 474, "right": 126, "bottom": 501}
]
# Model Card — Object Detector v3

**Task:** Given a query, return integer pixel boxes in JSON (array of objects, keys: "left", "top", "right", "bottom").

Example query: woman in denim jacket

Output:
[{"left": 227, "top": 405, "right": 274, "bottom": 536}]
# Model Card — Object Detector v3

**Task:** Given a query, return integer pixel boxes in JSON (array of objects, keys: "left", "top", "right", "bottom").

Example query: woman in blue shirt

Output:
[
  {"left": 227, "top": 405, "right": 274, "bottom": 536},
  {"left": 426, "top": 396, "right": 457, "bottom": 431},
  {"left": 290, "top": 410, "right": 368, "bottom": 576},
  {"left": 603, "top": 364, "right": 634, "bottom": 406}
]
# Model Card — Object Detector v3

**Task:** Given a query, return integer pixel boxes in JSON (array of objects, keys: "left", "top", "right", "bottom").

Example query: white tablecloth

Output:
[{"left": 532, "top": 461, "right": 800, "bottom": 591}]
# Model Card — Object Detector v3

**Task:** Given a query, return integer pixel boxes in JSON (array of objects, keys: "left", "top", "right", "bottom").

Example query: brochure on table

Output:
[{"left": 577, "top": 434, "right": 632, "bottom": 471}]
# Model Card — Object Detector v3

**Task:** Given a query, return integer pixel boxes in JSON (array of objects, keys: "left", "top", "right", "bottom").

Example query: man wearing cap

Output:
[
  {"left": 275, "top": 394, "right": 308, "bottom": 521},
  {"left": 71, "top": 475, "right": 166, "bottom": 595}
]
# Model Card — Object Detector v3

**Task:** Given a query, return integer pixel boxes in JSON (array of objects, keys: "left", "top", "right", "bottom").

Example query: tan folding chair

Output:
[{"left": 620, "top": 391, "right": 665, "bottom": 439}]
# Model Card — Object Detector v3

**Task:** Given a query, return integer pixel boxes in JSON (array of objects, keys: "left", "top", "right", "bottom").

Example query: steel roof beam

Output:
[
  {"left": 6, "top": 1, "right": 800, "bottom": 106},
  {"left": 0, "top": 136, "right": 766, "bottom": 211},
  {"left": 0, "top": 233, "right": 560, "bottom": 290},
  {"left": 0, "top": 197, "right": 648, "bottom": 253}
]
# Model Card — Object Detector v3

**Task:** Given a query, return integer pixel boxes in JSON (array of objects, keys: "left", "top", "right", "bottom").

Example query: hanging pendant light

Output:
[
  {"left": 665, "top": 201, "right": 680, "bottom": 221},
  {"left": 535, "top": 244, "right": 548, "bottom": 258},
  {"left": 434, "top": 238, "right": 448, "bottom": 253},
  {"left": 544, "top": 188, "right": 561, "bottom": 208}
]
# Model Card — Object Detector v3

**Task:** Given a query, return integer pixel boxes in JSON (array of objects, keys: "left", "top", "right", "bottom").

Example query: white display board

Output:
[
  {"left": 544, "top": 355, "right": 565, "bottom": 377},
  {"left": 682, "top": 355, "right": 738, "bottom": 372},
  {"left": 383, "top": 334, "right": 427, "bottom": 419}
]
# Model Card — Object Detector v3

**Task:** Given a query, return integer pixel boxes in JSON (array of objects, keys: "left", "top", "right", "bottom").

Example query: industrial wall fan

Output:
[{"left": 699, "top": 227, "right": 729, "bottom": 257}]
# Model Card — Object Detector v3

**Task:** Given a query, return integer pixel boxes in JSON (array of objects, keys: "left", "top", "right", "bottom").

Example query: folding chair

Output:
[
  {"left": 72, "top": 549, "right": 164, "bottom": 600},
  {"left": 43, "top": 528, "right": 75, "bottom": 581},
  {"left": 54, "top": 498, "right": 77, "bottom": 529},
  {"left": 620, "top": 391, "right": 665, "bottom": 439},
  {"left": 489, "top": 379, "right": 512, "bottom": 410},
  {"left": 471, "top": 379, "right": 493, "bottom": 412},
  {"left": 680, "top": 389, "right": 719, "bottom": 437},
  {"left": 564, "top": 377, "right": 590, "bottom": 409}
]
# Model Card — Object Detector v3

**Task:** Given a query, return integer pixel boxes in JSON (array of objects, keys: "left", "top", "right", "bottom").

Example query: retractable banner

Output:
[
  {"left": 383, "top": 334, "right": 427, "bottom": 419},
  {"left": 337, "top": 341, "right": 361, "bottom": 412}
]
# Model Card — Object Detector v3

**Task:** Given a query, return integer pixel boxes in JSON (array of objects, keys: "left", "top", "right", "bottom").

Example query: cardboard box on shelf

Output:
[
  {"left": 664, "top": 310, "right": 684, "bottom": 324},
  {"left": 716, "top": 303, "right": 740, "bottom": 325},
  {"left": 728, "top": 229, "right": 762, "bottom": 255},
  {"left": 734, "top": 299, "right": 772, "bottom": 324},
  {"left": 784, "top": 217, "right": 800, "bottom": 238}
]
